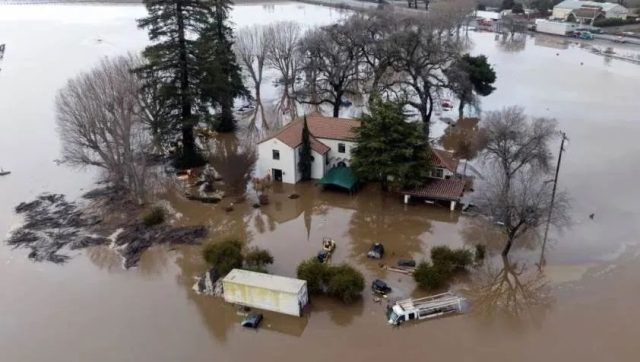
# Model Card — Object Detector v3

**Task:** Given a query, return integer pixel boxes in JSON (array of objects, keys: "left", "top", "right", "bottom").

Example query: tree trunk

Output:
[
  {"left": 458, "top": 99, "right": 465, "bottom": 120},
  {"left": 333, "top": 91, "right": 343, "bottom": 117},
  {"left": 176, "top": 3, "right": 196, "bottom": 164},
  {"left": 501, "top": 236, "right": 514, "bottom": 257}
]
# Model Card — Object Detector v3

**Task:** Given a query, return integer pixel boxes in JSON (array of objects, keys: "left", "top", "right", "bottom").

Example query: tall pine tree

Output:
[
  {"left": 351, "top": 99, "right": 431, "bottom": 190},
  {"left": 199, "top": 0, "right": 248, "bottom": 133},
  {"left": 298, "top": 116, "right": 313, "bottom": 180},
  {"left": 137, "top": 0, "right": 216, "bottom": 168}
]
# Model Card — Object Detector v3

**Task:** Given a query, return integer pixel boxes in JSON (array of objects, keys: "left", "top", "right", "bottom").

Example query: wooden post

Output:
[
  {"left": 404, "top": 194, "right": 410, "bottom": 204},
  {"left": 450, "top": 200, "right": 456, "bottom": 211}
]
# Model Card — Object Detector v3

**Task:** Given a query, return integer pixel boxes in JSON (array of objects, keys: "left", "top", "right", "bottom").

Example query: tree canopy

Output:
[
  {"left": 137, "top": 0, "right": 218, "bottom": 167},
  {"left": 448, "top": 54, "right": 496, "bottom": 120},
  {"left": 198, "top": 0, "right": 248, "bottom": 133},
  {"left": 351, "top": 99, "right": 431, "bottom": 190}
]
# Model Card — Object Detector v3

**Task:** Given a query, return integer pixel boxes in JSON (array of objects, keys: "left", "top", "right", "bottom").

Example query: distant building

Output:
[
  {"left": 552, "top": 0, "right": 629, "bottom": 21},
  {"left": 257, "top": 113, "right": 360, "bottom": 184}
]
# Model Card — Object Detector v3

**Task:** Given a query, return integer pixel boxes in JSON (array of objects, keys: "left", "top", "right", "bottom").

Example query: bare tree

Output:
[
  {"left": 388, "top": 14, "right": 462, "bottom": 139},
  {"left": 482, "top": 107, "right": 557, "bottom": 193},
  {"left": 206, "top": 136, "right": 256, "bottom": 196},
  {"left": 298, "top": 24, "right": 361, "bottom": 117},
  {"left": 265, "top": 21, "right": 302, "bottom": 121},
  {"left": 234, "top": 25, "right": 269, "bottom": 101},
  {"left": 476, "top": 107, "right": 569, "bottom": 256},
  {"left": 476, "top": 167, "right": 569, "bottom": 256},
  {"left": 56, "top": 55, "right": 152, "bottom": 203}
]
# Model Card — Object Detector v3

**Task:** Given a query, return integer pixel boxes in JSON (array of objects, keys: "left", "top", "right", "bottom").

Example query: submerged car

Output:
[
  {"left": 317, "top": 250, "right": 331, "bottom": 264},
  {"left": 241, "top": 313, "right": 263, "bottom": 329},
  {"left": 367, "top": 243, "right": 385, "bottom": 259},
  {"left": 372, "top": 279, "right": 392, "bottom": 295}
]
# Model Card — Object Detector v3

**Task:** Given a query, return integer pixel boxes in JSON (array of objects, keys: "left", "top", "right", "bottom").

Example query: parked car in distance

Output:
[
  {"left": 367, "top": 243, "right": 385, "bottom": 259},
  {"left": 372, "top": 279, "right": 392, "bottom": 295},
  {"left": 241, "top": 313, "right": 263, "bottom": 329}
]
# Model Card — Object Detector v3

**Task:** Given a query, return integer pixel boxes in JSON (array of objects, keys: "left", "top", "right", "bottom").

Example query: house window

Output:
[
  {"left": 272, "top": 150, "right": 280, "bottom": 160},
  {"left": 338, "top": 143, "right": 346, "bottom": 153},
  {"left": 431, "top": 167, "right": 444, "bottom": 179}
]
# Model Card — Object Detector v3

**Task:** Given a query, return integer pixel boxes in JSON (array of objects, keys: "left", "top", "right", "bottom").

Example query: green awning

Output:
[{"left": 318, "top": 167, "right": 357, "bottom": 191}]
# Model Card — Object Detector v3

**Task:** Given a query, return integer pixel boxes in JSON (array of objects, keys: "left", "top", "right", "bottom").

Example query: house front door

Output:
[{"left": 273, "top": 169, "right": 283, "bottom": 182}]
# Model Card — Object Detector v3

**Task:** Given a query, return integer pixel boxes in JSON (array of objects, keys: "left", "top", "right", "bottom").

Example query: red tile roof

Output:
[
  {"left": 402, "top": 178, "right": 465, "bottom": 201},
  {"left": 431, "top": 149, "right": 459, "bottom": 173},
  {"left": 260, "top": 113, "right": 361, "bottom": 155}
]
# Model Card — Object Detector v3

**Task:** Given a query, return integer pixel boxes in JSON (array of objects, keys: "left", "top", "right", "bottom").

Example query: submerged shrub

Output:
[
  {"left": 326, "top": 264, "right": 365, "bottom": 303},
  {"left": 142, "top": 207, "right": 165, "bottom": 227},
  {"left": 296, "top": 260, "right": 364, "bottom": 302},
  {"left": 244, "top": 247, "right": 274, "bottom": 273},
  {"left": 414, "top": 262, "right": 451, "bottom": 290},
  {"left": 414, "top": 246, "right": 475, "bottom": 291},
  {"left": 296, "top": 258, "right": 329, "bottom": 294},
  {"left": 430, "top": 245, "right": 473, "bottom": 273},
  {"left": 203, "top": 239, "right": 244, "bottom": 276}
]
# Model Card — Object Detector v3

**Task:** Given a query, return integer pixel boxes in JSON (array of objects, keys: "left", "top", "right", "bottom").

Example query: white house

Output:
[
  {"left": 552, "top": 0, "right": 629, "bottom": 20},
  {"left": 257, "top": 113, "right": 360, "bottom": 184}
]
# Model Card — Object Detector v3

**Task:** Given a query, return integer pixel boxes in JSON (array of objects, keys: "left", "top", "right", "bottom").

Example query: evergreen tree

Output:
[
  {"left": 137, "top": 0, "right": 215, "bottom": 168},
  {"left": 351, "top": 99, "right": 431, "bottom": 191},
  {"left": 298, "top": 117, "right": 313, "bottom": 180},
  {"left": 448, "top": 54, "right": 496, "bottom": 120},
  {"left": 199, "top": 0, "right": 248, "bottom": 133}
]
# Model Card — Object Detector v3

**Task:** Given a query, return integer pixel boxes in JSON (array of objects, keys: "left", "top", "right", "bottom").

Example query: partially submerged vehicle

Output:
[
  {"left": 372, "top": 279, "right": 392, "bottom": 295},
  {"left": 241, "top": 313, "right": 263, "bottom": 329},
  {"left": 322, "top": 237, "right": 336, "bottom": 252},
  {"left": 397, "top": 259, "right": 416, "bottom": 268},
  {"left": 367, "top": 243, "right": 385, "bottom": 259},
  {"left": 317, "top": 250, "right": 331, "bottom": 264},
  {"left": 386, "top": 292, "right": 467, "bottom": 326}
]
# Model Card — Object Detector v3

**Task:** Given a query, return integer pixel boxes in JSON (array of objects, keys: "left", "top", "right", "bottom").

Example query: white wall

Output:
[
  {"left": 319, "top": 139, "right": 357, "bottom": 168},
  {"left": 257, "top": 138, "right": 297, "bottom": 184}
]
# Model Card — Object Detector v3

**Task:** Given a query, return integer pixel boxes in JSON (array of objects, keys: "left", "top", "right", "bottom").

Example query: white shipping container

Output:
[
  {"left": 535, "top": 19, "right": 578, "bottom": 36},
  {"left": 222, "top": 269, "right": 309, "bottom": 317}
]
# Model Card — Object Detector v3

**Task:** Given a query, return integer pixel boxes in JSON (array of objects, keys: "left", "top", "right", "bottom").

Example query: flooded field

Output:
[{"left": 1, "top": 3, "right": 640, "bottom": 362}]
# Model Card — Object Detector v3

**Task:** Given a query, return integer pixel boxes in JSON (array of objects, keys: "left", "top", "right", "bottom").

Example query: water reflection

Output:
[
  {"left": 347, "top": 190, "right": 443, "bottom": 268},
  {"left": 497, "top": 32, "right": 526, "bottom": 53},
  {"left": 467, "top": 255, "right": 553, "bottom": 329},
  {"left": 460, "top": 217, "right": 539, "bottom": 256}
]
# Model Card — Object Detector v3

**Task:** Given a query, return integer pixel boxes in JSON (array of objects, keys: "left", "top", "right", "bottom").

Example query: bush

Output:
[
  {"left": 430, "top": 246, "right": 473, "bottom": 273},
  {"left": 141, "top": 207, "right": 165, "bottom": 227},
  {"left": 325, "top": 264, "right": 365, "bottom": 303},
  {"left": 244, "top": 247, "right": 274, "bottom": 273},
  {"left": 414, "top": 262, "right": 451, "bottom": 290},
  {"left": 203, "top": 239, "right": 244, "bottom": 276},
  {"left": 413, "top": 246, "right": 475, "bottom": 291},
  {"left": 296, "top": 260, "right": 364, "bottom": 302},
  {"left": 296, "top": 258, "right": 329, "bottom": 294}
]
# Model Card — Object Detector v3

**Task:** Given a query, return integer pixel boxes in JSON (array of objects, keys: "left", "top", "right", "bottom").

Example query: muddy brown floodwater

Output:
[{"left": 1, "top": 3, "right": 640, "bottom": 362}]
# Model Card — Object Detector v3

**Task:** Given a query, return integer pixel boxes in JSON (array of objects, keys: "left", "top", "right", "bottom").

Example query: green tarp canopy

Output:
[{"left": 317, "top": 167, "right": 358, "bottom": 191}]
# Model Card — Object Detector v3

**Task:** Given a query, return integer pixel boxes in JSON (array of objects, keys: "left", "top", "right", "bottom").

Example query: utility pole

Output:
[{"left": 538, "top": 131, "right": 568, "bottom": 271}]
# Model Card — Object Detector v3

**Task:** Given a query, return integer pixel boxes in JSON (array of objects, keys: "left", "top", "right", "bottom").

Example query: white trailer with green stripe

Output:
[{"left": 222, "top": 269, "right": 308, "bottom": 317}]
